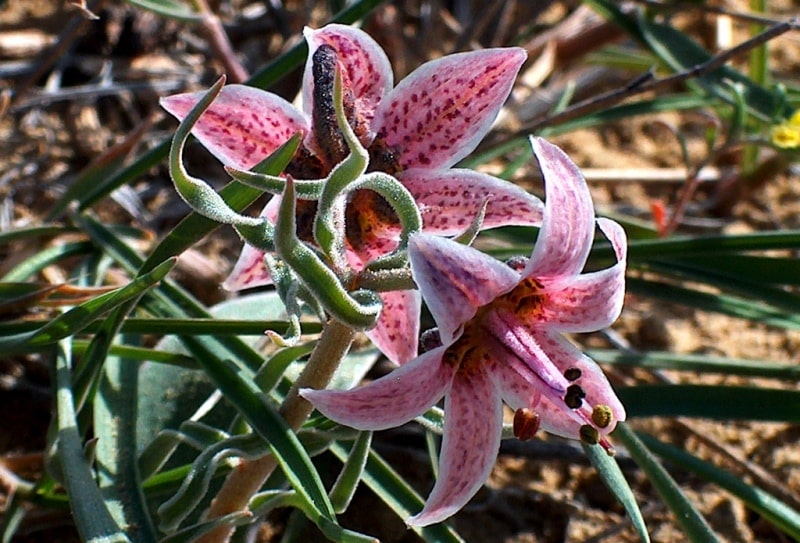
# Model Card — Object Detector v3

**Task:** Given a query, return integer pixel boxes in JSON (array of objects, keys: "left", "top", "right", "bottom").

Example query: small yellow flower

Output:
[
  {"left": 772, "top": 110, "right": 800, "bottom": 149},
  {"left": 772, "top": 123, "right": 800, "bottom": 149}
]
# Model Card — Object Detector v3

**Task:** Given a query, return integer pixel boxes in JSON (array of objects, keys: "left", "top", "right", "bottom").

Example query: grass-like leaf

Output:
[
  {"left": 330, "top": 443, "right": 465, "bottom": 543},
  {"left": 583, "top": 441, "right": 650, "bottom": 542},
  {"left": 54, "top": 342, "right": 131, "bottom": 543},
  {"left": 621, "top": 385, "right": 800, "bottom": 422},
  {"left": 639, "top": 433, "right": 800, "bottom": 541},
  {"left": 0, "top": 258, "right": 175, "bottom": 351},
  {"left": 614, "top": 423, "right": 719, "bottom": 543}
]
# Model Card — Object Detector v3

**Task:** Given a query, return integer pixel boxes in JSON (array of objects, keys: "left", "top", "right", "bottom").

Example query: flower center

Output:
[
  {"left": 344, "top": 189, "right": 400, "bottom": 252},
  {"left": 441, "top": 326, "right": 488, "bottom": 372},
  {"left": 496, "top": 276, "right": 546, "bottom": 317}
]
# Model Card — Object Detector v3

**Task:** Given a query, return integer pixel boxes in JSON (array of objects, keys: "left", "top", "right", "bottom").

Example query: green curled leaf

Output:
[
  {"left": 157, "top": 433, "right": 269, "bottom": 532},
  {"left": 275, "top": 177, "right": 381, "bottom": 331},
  {"left": 352, "top": 171, "right": 423, "bottom": 271},
  {"left": 224, "top": 166, "right": 326, "bottom": 199},
  {"left": 262, "top": 253, "right": 303, "bottom": 346},
  {"left": 168, "top": 76, "right": 269, "bottom": 230}
]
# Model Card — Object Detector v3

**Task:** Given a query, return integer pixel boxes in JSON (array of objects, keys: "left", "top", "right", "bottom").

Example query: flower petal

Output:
[
  {"left": 374, "top": 48, "right": 526, "bottom": 170},
  {"left": 303, "top": 24, "right": 393, "bottom": 141},
  {"left": 409, "top": 234, "right": 519, "bottom": 344},
  {"left": 398, "top": 168, "right": 544, "bottom": 235},
  {"left": 407, "top": 367, "right": 502, "bottom": 526},
  {"left": 300, "top": 348, "right": 453, "bottom": 431},
  {"left": 365, "top": 290, "right": 421, "bottom": 365},
  {"left": 160, "top": 85, "right": 309, "bottom": 170},
  {"left": 524, "top": 137, "right": 595, "bottom": 279},
  {"left": 539, "top": 218, "right": 627, "bottom": 332},
  {"left": 221, "top": 198, "right": 281, "bottom": 291},
  {"left": 222, "top": 245, "right": 271, "bottom": 291}
]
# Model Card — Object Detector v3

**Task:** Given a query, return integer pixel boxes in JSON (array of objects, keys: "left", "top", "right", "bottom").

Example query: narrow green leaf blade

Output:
[
  {"left": 620, "top": 385, "right": 800, "bottom": 422},
  {"left": 614, "top": 423, "right": 718, "bottom": 543},
  {"left": 54, "top": 342, "right": 131, "bottom": 543},
  {"left": 583, "top": 442, "right": 650, "bottom": 542},
  {"left": 639, "top": 433, "right": 800, "bottom": 541}
]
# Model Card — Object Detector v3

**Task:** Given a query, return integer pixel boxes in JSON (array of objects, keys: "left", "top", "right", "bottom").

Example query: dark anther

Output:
[
  {"left": 564, "top": 384, "right": 586, "bottom": 409},
  {"left": 564, "top": 367, "right": 582, "bottom": 381},
  {"left": 504, "top": 255, "right": 528, "bottom": 272},
  {"left": 420, "top": 328, "right": 443, "bottom": 353}
]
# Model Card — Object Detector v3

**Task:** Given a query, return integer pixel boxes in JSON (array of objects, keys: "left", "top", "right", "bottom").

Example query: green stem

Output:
[
  {"left": 743, "top": 0, "right": 768, "bottom": 174},
  {"left": 196, "top": 319, "right": 356, "bottom": 543}
]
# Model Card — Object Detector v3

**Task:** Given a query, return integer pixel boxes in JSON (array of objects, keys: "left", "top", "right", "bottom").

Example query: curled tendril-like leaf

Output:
[
  {"left": 262, "top": 253, "right": 303, "bottom": 346},
  {"left": 224, "top": 166, "right": 327, "bottom": 200},
  {"left": 157, "top": 433, "right": 269, "bottom": 532},
  {"left": 274, "top": 177, "right": 381, "bottom": 331},
  {"left": 167, "top": 75, "right": 272, "bottom": 239}
]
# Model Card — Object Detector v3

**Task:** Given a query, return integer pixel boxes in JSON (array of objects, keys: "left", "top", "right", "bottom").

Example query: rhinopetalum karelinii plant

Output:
[
  {"left": 161, "top": 24, "right": 543, "bottom": 363},
  {"left": 301, "top": 137, "right": 628, "bottom": 526}
]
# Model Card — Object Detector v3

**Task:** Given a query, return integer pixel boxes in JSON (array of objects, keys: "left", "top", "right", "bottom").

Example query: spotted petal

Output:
[
  {"left": 538, "top": 218, "right": 627, "bottom": 332},
  {"left": 486, "top": 355, "right": 581, "bottom": 436},
  {"left": 223, "top": 245, "right": 271, "bottom": 291},
  {"left": 374, "top": 48, "right": 527, "bottom": 170},
  {"left": 408, "top": 367, "right": 503, "bottom": 526},
  {"left": 303, "top": 24, "right": 393, "bottom": 142},
  {"left": 398, "top": 168, "right": 544, "bottom": 235},
  {"left": 524, "top": 137, "right": 595, "bottom": 279},
  {"left": 409, "top": 234, "right": 519, "bottom": 344},
  {"left": 221, "top": 197, "right": 282, "bottom": 290},
  {"left": 160, "top": 85, "right": 309, "bottom": 170},
  {"left": 366, "top": 290, "right": 421, "bottom": 365},
  {"left": 300, "top": 348, "right": 453, "bottom": 430}
]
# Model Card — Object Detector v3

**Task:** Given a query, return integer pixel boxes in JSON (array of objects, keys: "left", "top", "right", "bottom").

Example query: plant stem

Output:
[
  {"left": 196, "top": 318, "right": 356, "bottom": 543},
  {"left": 743, "top": 0, "right": 768, "bottom": 174}
]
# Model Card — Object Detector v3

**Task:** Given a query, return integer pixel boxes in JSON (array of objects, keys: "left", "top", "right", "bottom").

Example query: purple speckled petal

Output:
[
  {"left": 398, "top": 168, "right": 544, "bottom": 235},
  {"left": 482, "top": 309, "right": 569, "bottom": 399},
  {"left": 221, "top": 198, "right": 280, "bottom": 291},
  {"left": 302, "top": 24, "right": 393, "bottom": 142},
  {"left": 365, "top": 289, "right": 421, "bottom": 365},
  {"left": 299, "top": 347, "right": 453, "bottom": 430},
  {"left": 539, "top": 219, "right": 627, "bottom": 332},
  {"left": 222, "top": 245, "right": 271, "bottom": 291},
  {"left": 407, "top": 366, "right": 503, "bottom": 526},
  {"left": 409, "top": 234, "right": 519, "bottom": 344},
  {"left": 523, "top": 137, "right": 595, "bottom": 280},
  {"left": 373, "top": 48, "right": 526, "bottom": 170},
  {"left": 160, "top": 85, "right": 309, "bottom": 170}
]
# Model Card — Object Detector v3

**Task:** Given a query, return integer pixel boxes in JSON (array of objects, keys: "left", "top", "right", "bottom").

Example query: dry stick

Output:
[
  {"left": 11, "top": 0, "right": 106, "bottom": 106},
  {"left": 528, "top": 17, "right": 796, "bottom": 235},
  {"left": 632, "top": 0, "right": 789, "bottom": 27},
  {"left": 526, "top": 17, "right": 799, "bottom": 133},
  {"left": 188, "top": 0, "right": 249, "bottom": 84},
  {"left": 196, "top": 319, "right": 357, "bottom": 543}
]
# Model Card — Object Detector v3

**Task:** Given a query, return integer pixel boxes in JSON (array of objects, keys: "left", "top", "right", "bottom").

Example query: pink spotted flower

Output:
[
  {"left": 160, "top": 24, "right": 543, "bottom": 365},
  {"left": 300, "top": 138, "right": 627, "bottom": 526}
]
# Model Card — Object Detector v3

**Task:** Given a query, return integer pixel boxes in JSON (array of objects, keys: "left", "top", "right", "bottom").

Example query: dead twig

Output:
[{"left": 528, "top": 17, "right": 799, "bottom": 133}]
